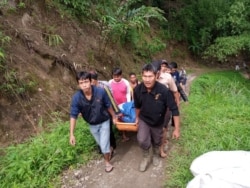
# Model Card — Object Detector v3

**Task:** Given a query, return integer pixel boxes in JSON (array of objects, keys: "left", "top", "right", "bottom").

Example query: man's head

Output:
[
  {"left": 89, "top": 70, "right": 98, "bottom": 86},
  {"left": 112, "top": 67, "right": 122, "bottom": 82},
  {"left": 129, "top": 72, "right": 137, "bottom": 84},
  {"left": 141, "top": 63, "right": 158, "bottom": 90},
  {"left": 76, "top": 71, "right": 92, "bottom": 92},
  {"left": 161, "top": 60, "right": 169, "bottom": 73},
  {"left": 169, "top": 62, "right": 178, "bottom": 73}
]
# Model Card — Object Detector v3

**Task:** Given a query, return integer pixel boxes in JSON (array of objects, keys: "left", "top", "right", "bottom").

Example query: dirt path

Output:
[
  {"left": 61, "top": 132, "right": 167, "bottom": 188},
  {"left": 60, "top": 73, "right": 198, "bottom": 188}
]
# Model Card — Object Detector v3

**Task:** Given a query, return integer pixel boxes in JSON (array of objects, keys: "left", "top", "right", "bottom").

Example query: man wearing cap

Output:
[
  {"left": 158, "top": 60, "right": 180, "bottom": 106},
  {"left": 157, "top": 60, "right": 180, "bottom": 158}
]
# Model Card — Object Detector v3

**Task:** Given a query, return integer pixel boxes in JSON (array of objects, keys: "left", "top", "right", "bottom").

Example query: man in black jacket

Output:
[{"left": 134, "top": 64, "right": 180, "bottom": 172}]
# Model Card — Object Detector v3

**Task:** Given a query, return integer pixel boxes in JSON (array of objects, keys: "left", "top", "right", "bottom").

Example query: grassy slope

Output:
[
  {"left": 165, "top": 71, "right": 250, "bottom": 188},
  {"left": 0, "top": 118, "right": 96, "bottom": 188}
]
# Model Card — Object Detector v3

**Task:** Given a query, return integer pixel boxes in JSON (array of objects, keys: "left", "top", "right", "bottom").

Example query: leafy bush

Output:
[
  {"left": 0, "top": 31, "right": 11, "bottom": 61},
  {"left": 0, "top": 70, "right": 37, "bottom": 99},
  {"left": 167, "top": 0, "right": 250, "bottom": 59},
  {"left": 0, "top": 48, "right": 4, "bottom": 60},
  {"left": 55, "top": 0, "right": 92, "bottom": 18},
  {"left": 203, "top": 34, "right": 250, "bottom": 62},
  {"left": 81, "top": 0, "right": 168, "bottom": 55},
  {"left": 0, "top": 31, "right": 35, "bottom": 99},
  {"left": 0, "top": 0, "right": 7, "bottom": 8},
  {"left": 215, "top": 0, "right": 250, "bottom": 36},
  {"left": 135, "top": 37, "right": 166, "bottom": 60},
  {"left": 0, "top": 118, "right": 96, "bottom": 188},
  {"left": 0, "top": 31, "right": 11, "bottom": 70},
  {"left": 41, "top": 25, "right": 64, "bottom": 46}
]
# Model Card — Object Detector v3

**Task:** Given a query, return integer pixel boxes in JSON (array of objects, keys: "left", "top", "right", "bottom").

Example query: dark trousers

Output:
[
  {"left": 137, "top": 119, "right": 163, "bottom": 150},
  {"left": 110, "top": 118, "right": 116, "bottom": 149}
]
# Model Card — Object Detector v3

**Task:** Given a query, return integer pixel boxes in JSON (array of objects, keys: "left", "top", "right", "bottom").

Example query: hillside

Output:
[{"left": 0, "top": 1, "right": 198, "bottom": 147}]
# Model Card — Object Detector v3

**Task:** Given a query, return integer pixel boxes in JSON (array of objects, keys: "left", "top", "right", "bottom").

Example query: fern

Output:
[{"left": 96, "top": 0, "right": 167, "bottom": 54}]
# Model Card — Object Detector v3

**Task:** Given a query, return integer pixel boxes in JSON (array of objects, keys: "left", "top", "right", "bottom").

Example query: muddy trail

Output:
[
  {"left": 60, "top": 73, "right": 198, "bottom": 188},
  {"left": 61, "top": 132, "right": 167, "bottom": 188}
]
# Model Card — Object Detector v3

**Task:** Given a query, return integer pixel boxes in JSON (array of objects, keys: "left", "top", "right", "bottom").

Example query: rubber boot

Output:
[
  {"left": 153, "top": 146, "right": 160, "bottom": 166},
  {"left": 139, "top": 149, "right": 150, "bottom": 172}
]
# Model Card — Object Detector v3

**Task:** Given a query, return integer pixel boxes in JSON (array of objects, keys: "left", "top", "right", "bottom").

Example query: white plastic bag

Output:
[{"left": 187, "top": 151, "right": 250, "bottom": 188}]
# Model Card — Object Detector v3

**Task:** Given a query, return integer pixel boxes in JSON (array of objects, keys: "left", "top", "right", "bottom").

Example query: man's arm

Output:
[
  {"left": 102, "top": 88, "right": 118, "bottom": 124},
  {"left": 172, "top": 115, "right": 180, "bottom": 139},
  {"left": 133, "top": 86, "right": 141, "bottom": 125},
  {"left": 166, "top": 89, "right": 180, "bottom": 139},
  {"left": 69, "top": 93, "right": 80, "bottom": 146},
  {"left": 173, "top": 91, "right": 180, "bottom": 107},
  {"left": 135, "top": 108, "right": 140, "bottom": 125},
  {"left": 168, "top": 76, "right": 180, "bottom": 107},
  {"left": 69, "top": 117, "right": 77, "bottom": 145},
  {"left": 107, "top": 107, "right": 117, "bottom": 124}
]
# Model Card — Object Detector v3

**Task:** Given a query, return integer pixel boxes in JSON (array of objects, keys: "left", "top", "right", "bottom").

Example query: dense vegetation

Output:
[
  {"left": 166, "top": 71, "right": 250, "bottom": 187},
  {"left": 1, "top": 0, "right": 250, "bottom": 97},
  {"left": 0, "top": 118, "right": 96, "bottom": 188},
  {"left": 55, "top": 0, "right": 250, "bottom": 62},
  {"left": 1, "top": 0, "right": 250, "bottom": 64},
  {"left": 165, "top": 0, "right": 250, "bottom": 61}
]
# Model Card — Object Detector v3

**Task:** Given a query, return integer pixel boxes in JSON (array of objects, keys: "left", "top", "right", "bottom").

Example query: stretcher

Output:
[{"left": 116, "top": 121, "right": 138, "bottom": 132}]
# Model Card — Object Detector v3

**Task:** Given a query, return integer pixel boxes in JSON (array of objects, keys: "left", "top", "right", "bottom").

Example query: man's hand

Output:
[
  {"left": 117, "top": 113, "right": 123, "bottom": 118},
  {"left": 135, "top": 117, "right": 139, "bottom": 125},
  {"left": 70, "top": 135, "right": 76, "bottom": 146},
  {"left": 112, "top": 116, "right": 117, "bottom": 125},
  {"left": 172, "top": 129, "right": 180, "bottom": 139}
]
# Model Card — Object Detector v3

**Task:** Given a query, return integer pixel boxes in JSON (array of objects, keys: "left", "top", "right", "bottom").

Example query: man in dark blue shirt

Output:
[
  {"left": 169, "top": 61, "right": 181, "bottom": 83},
  {"left": 69, "top": 71, "right": 116, "bottom": 173},
  {"left": 89, "top": 70, "right": 121, "bottom": 158},
  {"left": 134, "top": 64, "right": 180, "bottom": 172}
]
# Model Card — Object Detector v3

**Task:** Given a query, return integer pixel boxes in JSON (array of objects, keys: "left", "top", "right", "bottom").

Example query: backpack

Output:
[{"left": 118, "top": 102, "right": 136, "bottom": 123}]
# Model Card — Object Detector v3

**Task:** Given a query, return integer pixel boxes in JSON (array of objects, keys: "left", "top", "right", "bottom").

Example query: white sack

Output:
[{"left": 187, "top": 151, "right": 250, "bottom": 188}]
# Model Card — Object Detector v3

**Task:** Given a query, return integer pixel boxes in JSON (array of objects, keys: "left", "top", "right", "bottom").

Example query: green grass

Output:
[
  {"left": 0, "top": 118, "right": 96, "bottom": 188},
  {"left": 165, "top": 71, "right": 250, "bottom": 188},
  {"left": 1, "top": 70, "right": 249, "bottom": 188}
]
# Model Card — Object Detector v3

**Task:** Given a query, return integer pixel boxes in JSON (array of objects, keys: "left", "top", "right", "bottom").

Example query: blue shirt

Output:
[
  {"left": 70, "top": 86, "right": 111, "bottom": 125},
  {"left": 171, "top": 71, "right": 180, "bottom": 83}
]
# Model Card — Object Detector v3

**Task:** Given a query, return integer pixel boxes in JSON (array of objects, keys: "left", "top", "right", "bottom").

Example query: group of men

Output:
[{"left": 69, "top": 60, "right": 187, "bottom": 173}]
